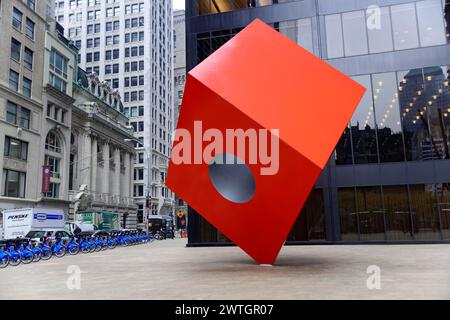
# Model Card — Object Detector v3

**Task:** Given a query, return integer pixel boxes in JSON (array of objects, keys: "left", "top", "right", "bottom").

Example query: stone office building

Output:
[
  {"left": 69, "top": 69, "right": 137, "bottom": 228},
  {"left": 0, "top": 0, "right": 75, "bottom": 213}
]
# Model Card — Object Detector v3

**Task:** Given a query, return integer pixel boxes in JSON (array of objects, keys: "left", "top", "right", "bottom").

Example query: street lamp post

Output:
[{"left": 124, "top": 138, "right": 151, "bottom": 234}]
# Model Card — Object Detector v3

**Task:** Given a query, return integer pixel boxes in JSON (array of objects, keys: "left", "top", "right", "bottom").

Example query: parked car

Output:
[
  {"left": 76, "top": 230, "right": 110, "bottom": 238},
  {"left": 25, "top": 229, "right": 73, "bottom": 243}
]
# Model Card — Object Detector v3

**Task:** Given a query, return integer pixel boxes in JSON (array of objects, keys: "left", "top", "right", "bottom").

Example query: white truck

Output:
[{"left": 2, "top": 208, "right": 65, "bottom": 240}]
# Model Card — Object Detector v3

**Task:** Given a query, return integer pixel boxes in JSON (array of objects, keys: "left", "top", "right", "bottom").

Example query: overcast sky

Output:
[{"left": 173, "top": 0, "right": 185, "bottom": 10}]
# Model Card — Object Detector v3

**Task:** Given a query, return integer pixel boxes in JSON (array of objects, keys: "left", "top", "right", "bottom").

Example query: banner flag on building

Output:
[{"left": 42, "top": 165, "right": 51, "bottom": 193}]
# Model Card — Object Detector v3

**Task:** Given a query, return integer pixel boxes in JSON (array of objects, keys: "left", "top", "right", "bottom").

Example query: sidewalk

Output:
[{"left": 0, "top": 239, "right": 449, "bottom": 299}]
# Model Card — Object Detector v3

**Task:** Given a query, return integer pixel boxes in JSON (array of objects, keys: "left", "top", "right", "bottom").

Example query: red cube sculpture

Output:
[{"left": 166, "top": 19, "right": 365, "bottom": 264}]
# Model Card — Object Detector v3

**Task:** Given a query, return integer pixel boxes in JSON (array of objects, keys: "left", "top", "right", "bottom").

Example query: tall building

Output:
[
  {"left": 173, "top": 10, "right": 186, "bottom": 127},
  {"left": 186, "top": 0, "right": 450, "bottom": 244},
  {"left": 56, "top": 0, "right": 175, "bottom": 222},
  {"left": 0, "top": 0, "right": 137, "bottom": 230},
  {"left": 173, "top": 9, "right": 187, "bottom": 229},
  {"left": 0, "top": 0, "right": 74, "bottom": 213}
]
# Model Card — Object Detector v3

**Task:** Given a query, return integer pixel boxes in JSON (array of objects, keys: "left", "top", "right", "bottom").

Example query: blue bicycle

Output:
[
  {"left": 0, "top": 244, "right": 10, "bottom": 268},
  {"left": 50, "top": 239, "right": 66, "bottom": 258},
  {"left": 16, "top": 242, "right": 35, "bottom": 264},
  {"left": 5, "top": 243, "right": 22, "bottom": 266},
  {"left": 78, "top": 236, "right": 93, "bottom": 254},
  {"left": 106, "top": 236, "right": 117, "bottom": 249},
  {"left": 26, "top": 241, "right": 43, "bottom": 263},
  {"left": 37, "top": 241, "right": 53, "bottom": 260},
  {"left": 66, "top": 238, "right": 80, "bottom": 255}
]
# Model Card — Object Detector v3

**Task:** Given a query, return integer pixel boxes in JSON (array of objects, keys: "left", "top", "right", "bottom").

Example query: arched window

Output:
[
  {"left": 45, "top": 131, "right": 62, "bottom": 153},
  {"left": 44, "top": 130, "right": 63, "bottom": 199}
]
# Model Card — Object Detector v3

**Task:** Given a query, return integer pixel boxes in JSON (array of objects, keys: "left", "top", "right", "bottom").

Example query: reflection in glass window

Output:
[
  {"left": 398, "top": 69, "right": 427, "bottom": 161},
  {"left": 350, "top": 75, "right": 378, "bottom": 164},
  {"left": 372, "top": 72, "right": 405, "bottom": 162},
  {"left": 342, "top": 11, "right": 368, "bottom": 56},
  {"left": 367, "top": 6, "right": 394, "bottom": 53},
  {"left": 437, "top": 183, "right": 450, "bottom": 239},
  {"left": 195, "top": 0, "right": 273, "bottom": 16},
  {"left": 339, "top": 188, "right": 358, "bottom": 240},
  {"left": 409, "top": 184, "right": 441, "bottom": 240},
  {"left": 279, "top": 18, "right": 314, "bottom": 54},
  {"left": 398, "top": 66, "right": 450, "bottom": 161},
  {"left": 325, "top": 14, "right": 344, "bottom": 58},
  {"left": 416, "top": 0, "right": 446, "bottom": 47},
  {"left": 288, "top": 189, "right": 325, "bottom": 241},
  {"left": 424, "top": 66, "right": 450, "bottom": 160},
  {"left": 383, "top": 185, "right": 412, "bottom": 240},
  {"left": 356, "top": 186, "right": 385, "bottom": 241},
  {"left": 391, "top": 3, "right": 420, "bottom": 50}
]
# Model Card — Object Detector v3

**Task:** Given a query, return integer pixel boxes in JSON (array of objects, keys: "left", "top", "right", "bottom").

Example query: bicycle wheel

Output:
[
  {"left": 108, "top": 242, "right": 117, "bottom": 249},
  {"left": 41, "top": 248, "right": 52, "bottom": 260},
  {"left": 9, "top": 254, "right": 21, "bottom": 266},
  {"left": 20, "top": 251, "right": 34, "bottom": 264},
  {"left": 0, "top": 255, "right": 9, "bottom": 268},
  {"left": 68, "top": 245, "right": 80, "bottom": 255},
  {"left": 32, "top": 248, "right": 42, "bottom": 262},
  {"left": 54, "top": 247, "right": 66, "bottom": 258}
]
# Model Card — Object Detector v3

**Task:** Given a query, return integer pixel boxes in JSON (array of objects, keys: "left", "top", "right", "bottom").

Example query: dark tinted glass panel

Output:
[
  {"left": 197, "top": 33, "right": 211, "bottom": 64},
  {"left": 198, "top": 215, "right": 218, "bottom": 242},
  {"left": 339, "top": 187, "right": 358, "bottom": 240},
  {"left": 288, "top": 189, "right": 325, "bottom": 241},
  {"left": 437, "top": 183, "right": 450, "bottom": 239},
  {"left": 409, "top": 184, "right": 441, "bottom": 240},
  {"left": 211, "top": 30, "right": 231, "bottom": 52},
  {"left": 383, "top": 185, "right": 412, "bottom": 240},
  {"left": 356, "top": 186, "right": 384, "bottom": 240}
]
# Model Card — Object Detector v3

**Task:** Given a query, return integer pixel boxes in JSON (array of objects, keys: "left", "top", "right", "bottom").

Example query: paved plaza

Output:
[{"left": 0, "top": 239, "right": 449, "bottom": 299}]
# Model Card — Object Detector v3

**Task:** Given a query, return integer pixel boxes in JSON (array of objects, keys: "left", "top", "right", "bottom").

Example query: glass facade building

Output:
[{"left": 185, "top": 0, "right": 450, "bottom": 244}]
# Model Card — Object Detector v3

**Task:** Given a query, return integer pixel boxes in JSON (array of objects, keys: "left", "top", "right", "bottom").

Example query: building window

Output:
[
  {"left": 10, "top": 38, "right": 21, "bottom": 62},
  {"left": 25, "top": 18, "right": 35, "bottom": 40},
  {"left": 6, "top": 102, "right": 18, "bottom": 124},
  {"left": 19, "top": 107, "right": 30, "bottom": 129},
  {"left": 367, "top": 6, "right": 393, "bottom": 54},
  {"left": 324, "top": 0, "right": 446, "bottom": 59},
  {"left": 45, "top": 155, "right": 61, "bottom": 178},
  {"left": 391, "top": 3, "right": 420, "bottom": 50},
  {"left": 43, "top": 182, "right": 59, "bottom": 198},
  {"left": 49, "top": 50, "right": 68, "bottom": 93},
  {"left": 342, "top": 11, "right": 368, "bottom": 56},
  {"left": 22, "top": 77, "right": 32, "bottom": 98},
  {"left": 9, "top": 69, "right": 19, "bottom": 91},
  {"left": 6, "top": 102, "right": 30, "bottom": 129},
  {"left": 416, "top": 0, "right": 447, "bottom": 46},
  {"left": 2, "top": 169, "right": 26, "bottom": 198},
  {"left": 4, "top": 136, "right": 28, "bottom": 161},
  {"left": 12, "top": 7, "right": 22, "bottom": 30},
  {"left": 24, "top": 47, "right": 33, "bottom": 69},
  {"left": 45, "top": 131, "right": 62, "bottom": 153},
  {"left": 25, "top": 0, "right": 35, "bottom": 11},
  {"left": 195, "top": 0, "right": 273, "bottom": 15}
]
